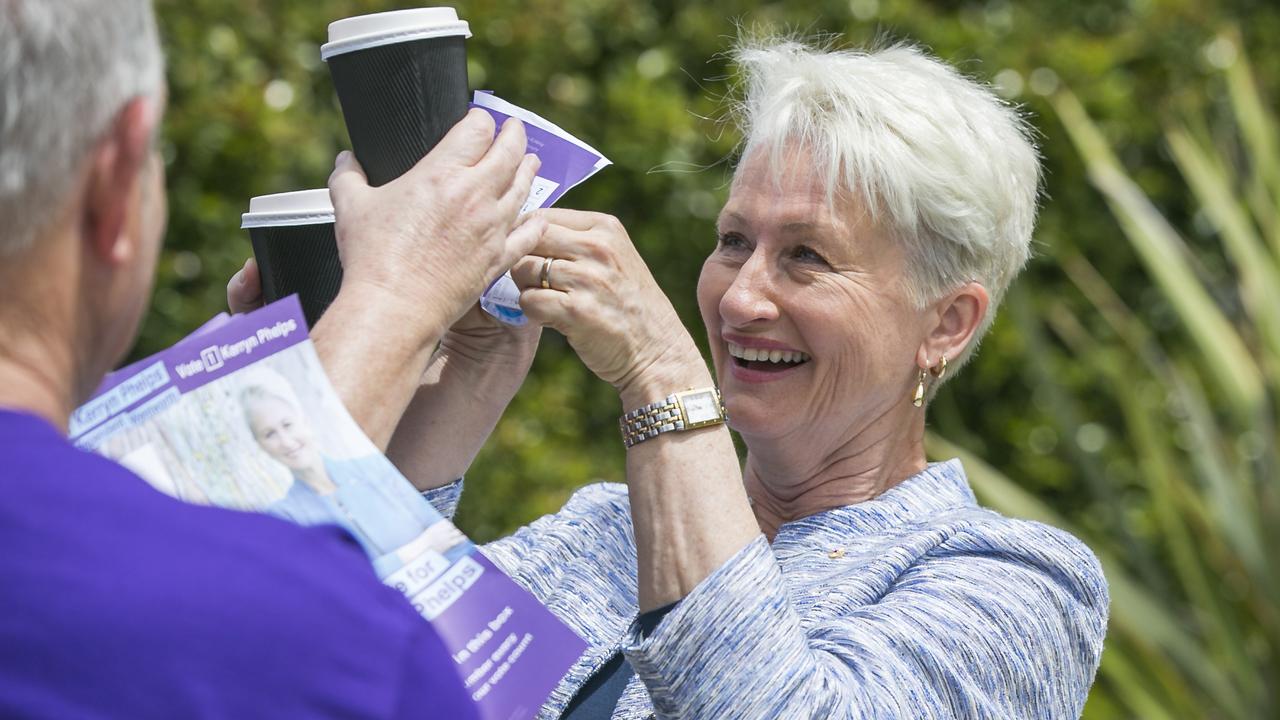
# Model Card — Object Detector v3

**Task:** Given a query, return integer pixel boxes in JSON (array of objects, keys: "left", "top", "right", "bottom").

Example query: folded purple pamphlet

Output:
[
  {"left": 471, "top": 92, "right": 611, "bottom": 325},
  {"left": 72, "top": 297, "right": 585, "bottom": 720}
]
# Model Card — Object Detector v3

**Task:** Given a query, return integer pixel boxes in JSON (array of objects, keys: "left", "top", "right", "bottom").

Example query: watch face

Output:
[{"left": 682, "top": 391, "right": 721, "bottom": 424}]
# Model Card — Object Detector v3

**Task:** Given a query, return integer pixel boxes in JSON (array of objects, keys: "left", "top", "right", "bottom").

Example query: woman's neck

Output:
[
  {"left": 743, "top": 409, "right": 928, "bottom": 540},
  {"left": 295, "top": 464, "right": 337, "bottom": 494}
]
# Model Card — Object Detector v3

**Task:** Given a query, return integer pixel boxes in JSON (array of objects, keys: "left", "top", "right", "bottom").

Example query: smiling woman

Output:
[
  {"left": 395, "top": 36, "right": 1108, "bottom": 720},
  {"left": 238, "top": 380, "right": 443, "bottom": 574},
  {"left": 700, "top": 144, "right": 992, "bottom": 455}
]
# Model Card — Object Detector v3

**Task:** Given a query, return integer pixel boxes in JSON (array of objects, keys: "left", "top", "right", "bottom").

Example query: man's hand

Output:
[
  {"left": 308, "top": 110, "right": 543, "bottom": 449},
  {"left": 328, "top": 109, "right": 543, "bottom": 339},
  {"left": 227, "top": 257, "right": 263, "bottom": 314}
]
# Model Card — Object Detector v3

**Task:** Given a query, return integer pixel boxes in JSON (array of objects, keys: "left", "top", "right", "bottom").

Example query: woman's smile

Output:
[
  {"left": 281, "top": 443, "right": 308, "bottom": 463},
  {"left": 723, "top": 334, "right": 812, "bottom": 383}
]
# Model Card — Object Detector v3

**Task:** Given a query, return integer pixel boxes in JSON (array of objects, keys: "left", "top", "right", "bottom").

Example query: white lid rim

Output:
[
  {"left": 241, "top": 211, "right": 335, "bottom": 230},
  {"left": 321, "top": 23, "right": 471, "bottom": 61}
]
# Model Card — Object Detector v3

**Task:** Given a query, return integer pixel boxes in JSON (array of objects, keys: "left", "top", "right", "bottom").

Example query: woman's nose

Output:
[{"left": 719, "top": 252, "right": 779, "bottom": 327}]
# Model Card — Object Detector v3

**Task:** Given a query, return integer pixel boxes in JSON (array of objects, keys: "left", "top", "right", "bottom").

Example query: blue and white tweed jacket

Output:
[{"left": 425, "top": 459, "right": 1109, "bottom": 719}]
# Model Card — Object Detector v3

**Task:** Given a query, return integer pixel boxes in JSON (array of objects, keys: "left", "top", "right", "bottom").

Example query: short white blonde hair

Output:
[
  {"left": 0, "top": 0, "right": 164, "bottom": 256},
  {"left": 729, "top": 38, "right": 1041, "bottom": 370}
]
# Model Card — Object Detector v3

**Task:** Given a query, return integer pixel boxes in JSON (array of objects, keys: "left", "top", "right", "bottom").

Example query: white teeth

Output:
[{"left": 727, "top": 342, "right": 811, "bottom": 364}]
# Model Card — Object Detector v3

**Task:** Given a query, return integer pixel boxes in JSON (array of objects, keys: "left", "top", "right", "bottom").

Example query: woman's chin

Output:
[
  {"left": 724, "top": 400, "right": 791, "bottom": 442},
  {"left": 281, "top": 454, "right": 317, "bottom": 472}
]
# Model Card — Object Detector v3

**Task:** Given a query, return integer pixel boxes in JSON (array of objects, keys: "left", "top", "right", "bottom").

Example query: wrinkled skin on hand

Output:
[
  {"left": 512, "top": 209, "right": 707, "bottom": 402},
  {"left": 228, "top": 108, "right": 545, "bottom": 358},
  {"left": 327, "top": 109, "right": 542, "bottom": 331}
]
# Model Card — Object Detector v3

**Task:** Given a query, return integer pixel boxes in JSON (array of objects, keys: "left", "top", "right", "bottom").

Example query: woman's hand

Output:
[
  {"left": 512, "top": 210, "right": 757, "bottom": 613},
  {"left": 438, "top": 303, "right": 541, "bottom": 368},
  {"left": 511, "top": 210, "right": 711, "bottom": 407},
  {"left": 386, "top": 302, "right": 540, "bottom": 492}
]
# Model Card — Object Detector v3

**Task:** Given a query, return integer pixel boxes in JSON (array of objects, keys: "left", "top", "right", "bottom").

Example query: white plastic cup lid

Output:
[
  {"left": 241, "top": 189, "right": 334, "bottom": 229},
  {"left": 321, "top": 8, "right": 471, "bottom": 61}
]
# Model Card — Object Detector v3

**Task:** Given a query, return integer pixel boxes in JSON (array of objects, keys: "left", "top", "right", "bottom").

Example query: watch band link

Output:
[{"left": 619, "top": 387, "right": 725, "bottom": 448}]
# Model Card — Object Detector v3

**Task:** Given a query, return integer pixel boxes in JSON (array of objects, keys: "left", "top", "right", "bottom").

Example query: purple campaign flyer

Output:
[
  {"left": 470, "top": 92, "right": 611, "bottom": 325},
  {"left": 73, "top": 296, "right": 587, "bottom": 719},
  {"left": 471, "top": 95, "right": 608, "bottom": 211},
  {"left": 395, "top": 555, "right": 586, "bottom": 716}
]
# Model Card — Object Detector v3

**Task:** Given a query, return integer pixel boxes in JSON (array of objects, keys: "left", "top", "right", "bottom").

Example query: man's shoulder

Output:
[
  {"left": 0, "top": 418, "right": 436, "bottom": 716},
  {"left": 0, "top": 424, "right": 418, "bottom": 635}
]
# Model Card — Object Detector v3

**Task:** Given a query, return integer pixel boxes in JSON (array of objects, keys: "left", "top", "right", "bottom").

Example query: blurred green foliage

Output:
[{"left": 147, "top": 0, "right": 1279, "bottom": 716}]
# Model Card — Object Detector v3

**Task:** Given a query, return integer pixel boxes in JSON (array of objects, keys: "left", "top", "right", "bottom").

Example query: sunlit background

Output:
[{"left": 145, "top": 1, "right": 1279, "bottom": 716}]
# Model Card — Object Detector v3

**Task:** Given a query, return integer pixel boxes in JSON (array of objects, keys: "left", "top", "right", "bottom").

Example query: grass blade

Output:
[
  {"left": 1165, "top": 125, "right": 1280, "bottom": 363},
  {"left": 1051, "top": 89, "right": 1265, "bottom": 417}
]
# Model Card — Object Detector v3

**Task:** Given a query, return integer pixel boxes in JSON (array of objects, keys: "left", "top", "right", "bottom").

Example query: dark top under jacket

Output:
[{"left": 560, "top": 603, "right": 679, "bottom": 720}]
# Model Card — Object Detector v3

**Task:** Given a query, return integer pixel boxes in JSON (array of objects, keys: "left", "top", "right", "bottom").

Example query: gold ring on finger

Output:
[{"left": 540, "top": 256, "right": 555, "bottom": 290}]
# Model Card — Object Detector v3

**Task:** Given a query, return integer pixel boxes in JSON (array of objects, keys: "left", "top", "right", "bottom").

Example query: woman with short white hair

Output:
[
  {"left": 341, "top": 37, "right": 1108, "bottom": 719},
  {"left": 385, "top": 37, "right": 1105, "bottom": 718}
]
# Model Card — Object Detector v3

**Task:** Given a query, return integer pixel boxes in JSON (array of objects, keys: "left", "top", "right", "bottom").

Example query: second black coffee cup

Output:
[
  {"left": 241, "top": 189, "right": 341, "bottom": 328},
  {"left": 322, "top": 8, "right": 471, "bottom": 187}
]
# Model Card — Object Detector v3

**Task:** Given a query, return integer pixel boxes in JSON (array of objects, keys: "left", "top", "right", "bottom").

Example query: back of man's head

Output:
[{"left": 0, "top": 0, "right": 164, "bottom": 257}]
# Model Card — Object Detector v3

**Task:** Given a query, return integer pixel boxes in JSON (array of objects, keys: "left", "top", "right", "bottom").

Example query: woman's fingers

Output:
[
  {"left": 508, "top": 255, "right": 542, "bottom": 289},
  {"left": 501, "top": 215, "right": 547, "bottom": 270},
  {"left": 528, "top": 221, "right": 600, "bottom": 260},
  {"left": 518, "top": 286, "right": 576, "bottom": 329},
  {"left": 510, "top": 254, "right": 583, "bottom": 292},
  {"left": 534, "top": 208, "right": 605, "bottom": 232}
]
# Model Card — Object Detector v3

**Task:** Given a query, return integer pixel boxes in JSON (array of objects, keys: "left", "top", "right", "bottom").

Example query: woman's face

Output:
[
  {"left": 697, "top": 148, "right": 932, "bottom": 448},
  {"left": 246, "top": 396, "right": 319, "bottom": 471}
]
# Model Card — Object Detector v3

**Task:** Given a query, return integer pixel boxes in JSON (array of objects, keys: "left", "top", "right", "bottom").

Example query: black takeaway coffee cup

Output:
[
  {"left": 322, "top": 7, "right": 472, "bottom": 187},
  {"left": 240, "top": 189, "right": 340, "bottom": 327}
]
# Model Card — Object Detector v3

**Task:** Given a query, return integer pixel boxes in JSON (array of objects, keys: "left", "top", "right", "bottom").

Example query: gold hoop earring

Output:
[
  {"left": 930, "top": 356, "right": 947, "bottom": 381},
  {"left": 912, "top": 368, "right": 927, "bottom": 407}
]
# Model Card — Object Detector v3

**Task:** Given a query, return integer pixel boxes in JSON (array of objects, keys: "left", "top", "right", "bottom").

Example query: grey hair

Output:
[
  {"left": 239, "top": 382, "right": 301, "bottom": 421},
  {"left": 729, "top": 38, "right": 1041, "bottom": 373},
  {"left": 0, "top": 0, "right": 164, "bottom": 256}
]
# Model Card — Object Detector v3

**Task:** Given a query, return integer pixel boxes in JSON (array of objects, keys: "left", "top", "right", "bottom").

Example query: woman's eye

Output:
[
  {"left": 717, "top": 232, "right": 749, "bottom": 250},
  {"left": 791, "top": 245, "right": 829, "bottom": 264}
]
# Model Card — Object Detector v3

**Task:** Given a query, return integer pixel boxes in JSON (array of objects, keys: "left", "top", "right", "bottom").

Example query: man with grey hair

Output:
[{"left": 0, "top": 1, "right": 541, "bottom": 716}]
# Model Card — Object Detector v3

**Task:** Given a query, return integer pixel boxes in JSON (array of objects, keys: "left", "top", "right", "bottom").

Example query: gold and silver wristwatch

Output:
[{"left": 619, "top": 387, "right": 727, "bottom": 448}]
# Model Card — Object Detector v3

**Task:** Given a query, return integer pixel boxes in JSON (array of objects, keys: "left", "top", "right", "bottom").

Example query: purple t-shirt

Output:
[{"left": 0, "top": 409, "right": 476, "bottom": 719}]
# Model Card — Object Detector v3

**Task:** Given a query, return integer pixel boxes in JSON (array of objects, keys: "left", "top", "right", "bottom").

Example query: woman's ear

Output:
[{"left": 915, "top": 282, "right": 990, "bottom": 369}]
